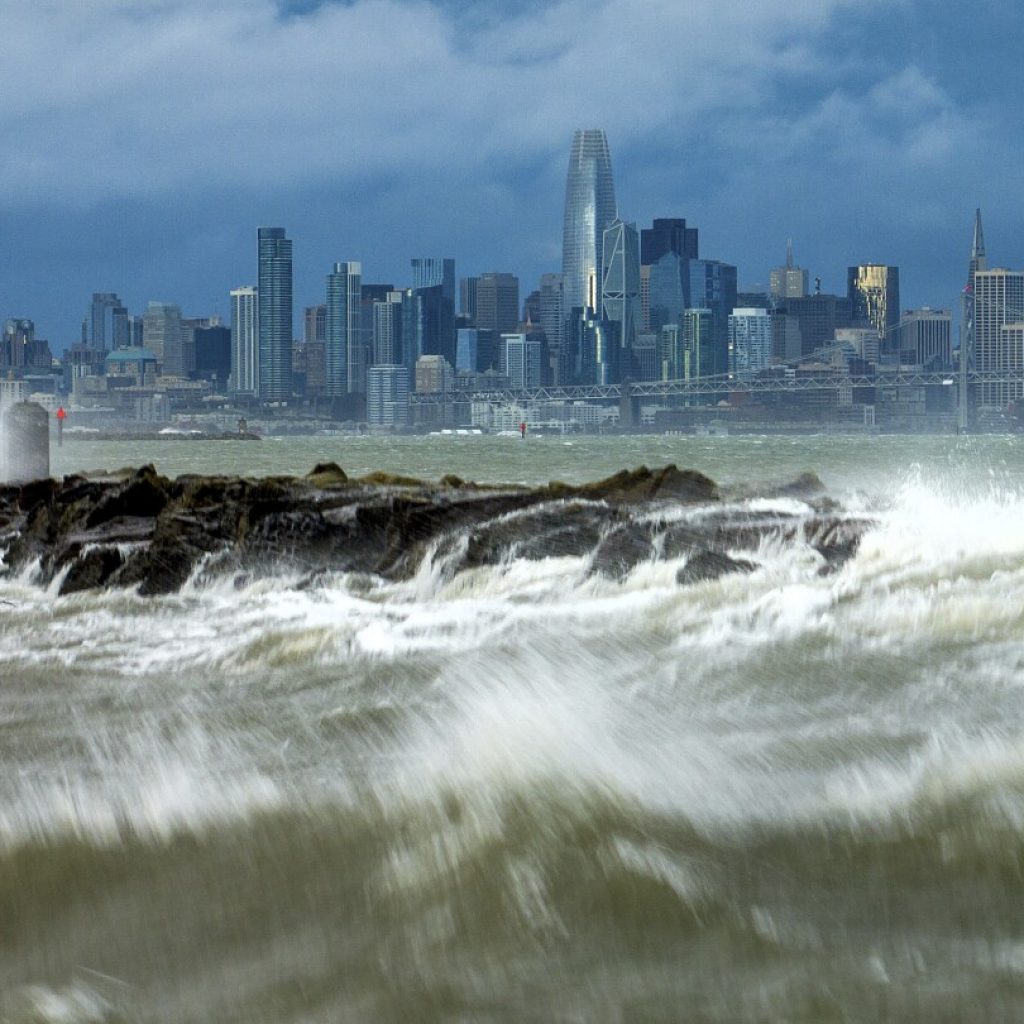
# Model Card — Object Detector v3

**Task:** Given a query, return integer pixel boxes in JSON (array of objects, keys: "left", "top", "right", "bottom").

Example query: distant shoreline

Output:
[{"left": 62, "top": 431, "right": 262, "bottom": 442}]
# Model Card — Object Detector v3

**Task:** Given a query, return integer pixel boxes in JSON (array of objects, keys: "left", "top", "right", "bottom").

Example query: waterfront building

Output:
[
  {"left": 562, "top": 129, "right": 617, "bottom": 316},
  {"left": 325, "top": 261, "right": 363, "bottom": 396},
  {"left": 230, "top": 286, "right": 259, "bottom": 394},
  {"left": 415, "top": 354, "right": 454, "bottom": 395},
  {"left": 367, "top": 364, "right": 410, "bottom": 427},
  {"left": 847, "top": 264, "right": 900, "bottom": 357},
  {"left": 257, "top": 227, "right": 293, "bottom": 401}
]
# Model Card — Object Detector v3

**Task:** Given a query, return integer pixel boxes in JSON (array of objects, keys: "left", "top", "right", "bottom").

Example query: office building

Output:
[
  {"left": 728, "top": 308, "right": 773, "bottom": 380},
  {"left": 257, "top": 227, "right": 293, "bottom": 401},
  {"left": 769, "top": 241, "right": 809, "bottom": 300},
  {"left": 974, "top": 268, "right": 1024, "bottom": 408},
  {"left": 601, "top": 219, "right": 641, "bottom": 373},
  {"left": 468, "top": 273, "right": 520, "bottom": 338},
  {"left": 848, "top": 264, "right": 900, "bottom": 357},
  {"left": 899, "top": 308, "right": 952, "bottom": 368},
  {"left": 647, "top": 252, "right": 688, "bottom": 331},
  {"left": 503, "top": 333, "right": 544, "bottom": 390},
  {"left": 640, "top": 218, "right": 698, "bottom": 265},
  {"left": 562, "top": 129, "right": 617, "bottom": 315},
  {"left": 88, "top": 293, "right": 130, "bottom": 351},
  {"left": 687, "top": 260, "right": 737, "bottom": 376},
  {"left": 142, "top": 302, "right": 184, "bottom": 375},
  {"left": 539, "top": 273, "right": 565, "bottom": 382},
  {"left": 415, "top": 354, "right": 454, "bottom": 394},
  {"left": 409, "top": 258, "right": 456, "bottom": 369},
  {"left": 193, "top": 325, "right": 232, "bottom": 389},
  {"left": 325, "top": 261, "right": 362, "bottom": 396},
  {"left": 777, "top": 293, "right": 855, "bottom": 357},
  {"left": 230, "top": 286, "right": 259, "bottom": 394}
]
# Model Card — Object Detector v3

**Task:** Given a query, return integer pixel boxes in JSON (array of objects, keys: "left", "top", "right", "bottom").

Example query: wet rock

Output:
[
  {"left": 60, "top": 546, "right": 125, "bottom": 595},
  {"left": 550, "top": 464, "right": 718, "bottom": 504},
  {"left": 85, "top": 465, "right": 168, "bottom": 528},
  {"left": 306, "top": 462, "right": 348, "bottom": 487},
  {"left": 676, "top": 550, "right": 756, "bottom": 585},
  {"left": 590, "top": 522, "right": 657, "bottom": 579}
]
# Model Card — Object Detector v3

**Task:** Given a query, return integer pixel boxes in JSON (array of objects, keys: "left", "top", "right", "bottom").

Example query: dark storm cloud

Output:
[{"left": 0, "top": 0, "right": 1019, "bottom": 345}]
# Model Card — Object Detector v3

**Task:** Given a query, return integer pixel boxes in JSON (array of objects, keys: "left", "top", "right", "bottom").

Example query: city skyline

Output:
[{"left": 1, "top": 0, "right": 1022, "bottom": 348}]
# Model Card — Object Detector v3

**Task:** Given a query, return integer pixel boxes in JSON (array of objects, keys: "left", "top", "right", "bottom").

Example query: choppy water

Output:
[{"left": 5, "top": 435, "right": 1024, "bottom": 1021}]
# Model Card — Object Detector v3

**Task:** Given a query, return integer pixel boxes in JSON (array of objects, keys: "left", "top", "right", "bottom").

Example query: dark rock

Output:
[
  {"left": 677, "top": 550, "right": 757, "bottom": 585},
  {"left": 60, "top": 546, "right": 125, "bottom": 595},
  {"left": 85, "top": 466, "right": 169, "bottom": 528},
  {"left": 590, "top": 522, "right": 656, "bottom": 579},
  {"left": 306, "top": 462, "right": 348, "bottom": 487},
  {"left": 550, "top": 464, "right": 718, "bottom": 504}
]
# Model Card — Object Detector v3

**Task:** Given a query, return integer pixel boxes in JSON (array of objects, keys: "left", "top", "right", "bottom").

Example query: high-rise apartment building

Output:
[
  {"left": 562, "top": 129, "right": 617, "bottom": 315},
  {"left": 257, "top": 227, "right": 293, "bottom": 401},
  {"left": 367, "top": 365, "right": 410, "bottom": 427},
  {"left": 230, "top": 286, "right": 259, "bottom": 394},
  {"left": 847, "top": 264, "right": 900, "bottom": 357},
  {"left": 373, "top": 291, "right": 404, "bottom": 366},
  {"left": 601, "top": 219, "right": 641, "bottom": 373},
  {"left": 682, "top": 308, "right": 714, "bottom": 379},
  {"left": 974, "top": 268, "right": 1024, "bottom": 408},
  {"left": 770, "top": 241, "right": 809, "bottom": 300},
  {"left": 728, "top": 308, "right": 773, "bottom": 380},
  {"left": 503, "top": 333, "right": 544, "bottom": 390},
  {"left": 325, "top": 261, "right": 363, "bottom": 396}
]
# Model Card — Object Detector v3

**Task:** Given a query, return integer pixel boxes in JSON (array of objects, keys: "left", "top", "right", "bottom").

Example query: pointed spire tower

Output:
[{"left": 969, "top": 207, "right": 986, "bottom": 283}]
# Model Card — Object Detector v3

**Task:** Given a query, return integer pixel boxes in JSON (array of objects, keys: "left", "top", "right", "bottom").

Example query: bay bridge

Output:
[{"left": 410, "top": 367, "right": 1024, "bottom": 408}]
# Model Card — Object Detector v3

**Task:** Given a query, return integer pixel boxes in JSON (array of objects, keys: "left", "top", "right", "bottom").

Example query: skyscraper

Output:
[
  {"left": 257, "top": 227, "right": 293, "bottom": 401},
  {"left": 974, "top": 268, "right": 1024, "bottom": 408},
  {"left": 770, "top": 241, "right": 809, "bottom": 300},
  {"left": 304, "top": 304, "right": 326, "bottom": 345},
  {"left": 472, "top": 273, "right": 520, "bottom": 337},
  {"left": 230, "top": 286, "right": 259, "bottom": 394},
  {"left": 539, "top": 273, "right": 565, "bottom": 382},
  {"left": 640, "top": 218, "right": 698, "bottom": 266},
  {"left": 847, "top": 264, "right": 900, "bottom": 357},
  {"left": 325, "top": 261, "right": 362, "bottom": 396},
  {"left": 89, "top": 293, "right": 130, "bottom": 351},
  {"left": 142, "top": 302, "right": 183, "bottom": 375},
  {"left": 409, "top": 258, "right": 456, "bottom": 368},
  {"left": 687, "top": 260, "right": 737, "bottom": 376},
  {"left": 601, "top": 219, "right": 640, "bottom": 376},
  {"left": 728, "top": 308, "right": 773, "bottom": 380},
  {"left": 562, "top": 129, "right": 617, "bottom": 316}
]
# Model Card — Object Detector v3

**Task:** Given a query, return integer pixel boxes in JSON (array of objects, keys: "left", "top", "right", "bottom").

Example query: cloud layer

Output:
[{"left": 1, "top": 0, "right": 1021, "bottom": 342}]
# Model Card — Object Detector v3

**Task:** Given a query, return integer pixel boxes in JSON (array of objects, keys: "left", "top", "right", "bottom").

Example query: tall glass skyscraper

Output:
[
  {"left": 601, "top": 218, "right": 640, "bottom": 375},
  {"left": 562, "top": 129, "right": 617, "bottom": 316},
  {"left": 325, "top": 261, "right": 362, "bottom": 396},
  {"left": 847, "top": 264, "right": 900, "bottom": 358},
  {"left": 257, "top": 227, "right": 293, "bottom": 401}
]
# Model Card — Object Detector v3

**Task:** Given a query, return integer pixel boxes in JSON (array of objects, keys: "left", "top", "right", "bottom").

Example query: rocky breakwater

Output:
[{"left": 0, "top": 463, "right": 872, "bottom": 596}]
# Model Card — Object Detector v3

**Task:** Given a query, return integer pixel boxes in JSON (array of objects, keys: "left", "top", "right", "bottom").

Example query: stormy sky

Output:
[{"left": 1, "top": 0, "right": 1021, "bottom": 348}]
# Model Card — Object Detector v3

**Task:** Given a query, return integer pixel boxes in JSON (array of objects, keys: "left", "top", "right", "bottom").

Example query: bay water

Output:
[{"left": 3, "top": 433, "right": 1024, "bottom": 1021}]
